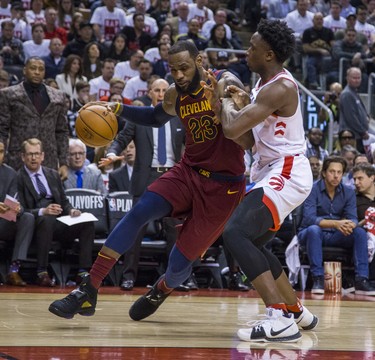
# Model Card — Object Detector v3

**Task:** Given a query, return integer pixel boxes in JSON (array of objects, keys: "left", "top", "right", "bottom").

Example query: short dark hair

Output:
[
  {"left": 322, "top": 155, "right": 347, "bottom": 174},
  {"left": 352, "top": 163, "right": 375, "bottom": 178},
  {"left": 25, "top": 56, "right": 44, "bottom": 67},
  {"left": 169, "top": 40, "right": 199, "bottom": 59},
  {"left": 256, "top": 19, "right": 295, "bottom": 63}
]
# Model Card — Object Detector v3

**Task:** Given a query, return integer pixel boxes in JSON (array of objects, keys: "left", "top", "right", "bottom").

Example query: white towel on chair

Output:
[{"left": 285, "top": 235, "right": 300, "bottom": 286}]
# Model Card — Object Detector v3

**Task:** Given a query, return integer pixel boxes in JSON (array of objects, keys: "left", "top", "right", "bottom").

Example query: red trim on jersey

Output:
[
  {"left": 262, "top": 194, "right": 280, "bottom": 231},
  {"left": 276, "top": 121, "right": 286, "bottom": 128},
  {"left": 257, "top": 69, "right": 287, "bottom": 89},
  {"left": 281, "top": 155, "right": 294, "bottom": 180}
]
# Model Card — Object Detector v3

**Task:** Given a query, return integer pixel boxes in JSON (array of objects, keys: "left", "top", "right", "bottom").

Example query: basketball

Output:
[{"left": 75, "top": 104, "right": 118, "bottom": 147}]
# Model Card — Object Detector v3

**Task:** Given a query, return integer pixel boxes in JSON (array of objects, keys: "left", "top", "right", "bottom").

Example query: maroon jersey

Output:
[{"left": 175, "top": 86, "right": 245, "bottom": 176}]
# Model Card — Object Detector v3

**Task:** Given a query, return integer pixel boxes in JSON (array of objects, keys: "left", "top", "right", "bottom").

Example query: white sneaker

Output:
[
  {"left": 237, "top": 308, "right": 302, "bottom": 343},
  {"left": 293, "top": 305, "right": 319, "bottom": 330}
]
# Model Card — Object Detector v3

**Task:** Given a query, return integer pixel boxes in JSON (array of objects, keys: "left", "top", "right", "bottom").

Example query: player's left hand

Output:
[
  {"left": 201, "top": 69, "right": 221, "bottom": 124},
  {"left": 226, "top": 85, "right": 250, "bottom": 109},
  {"left": 59, "top": 165, "right": 68, "bottom": 181}
]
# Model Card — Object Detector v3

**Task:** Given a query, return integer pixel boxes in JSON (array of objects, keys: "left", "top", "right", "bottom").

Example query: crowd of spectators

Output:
[{"left": 1, "top": 0, "right": 375, "bottom": 291}]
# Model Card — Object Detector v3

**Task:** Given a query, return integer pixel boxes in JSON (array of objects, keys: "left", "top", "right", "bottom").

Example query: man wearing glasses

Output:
[
  {"left": 64, "top": 138, "right": 107, "bottom": 195},
  {"left": 17, "top": 138, "right": 95, "bottom": 287}
]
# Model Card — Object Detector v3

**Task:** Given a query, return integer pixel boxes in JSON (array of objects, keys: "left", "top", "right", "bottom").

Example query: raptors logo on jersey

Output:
[{"left": 269, "top": 175, "right": 285, "bottom": 191}]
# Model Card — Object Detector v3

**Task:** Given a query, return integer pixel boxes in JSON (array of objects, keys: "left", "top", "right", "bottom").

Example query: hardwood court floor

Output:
[{"left": 0, "top": 286, "right": 375, "bottom": 359}]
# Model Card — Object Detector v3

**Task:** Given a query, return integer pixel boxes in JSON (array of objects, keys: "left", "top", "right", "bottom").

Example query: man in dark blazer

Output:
[
  {"left": 108, "top": 141, "right": 135, "bottom": 193},
  {"left": 0, "top": 56, "right": 69, "bottom": 180},
  {"left": 100, "top": 79, "right": 187, "bottom": 290},
  {"left": 0, "top": 140, "right": 35, "bottom": 286},
  {"left": 17, "top": 138, "right": 95, "bottom": 287}
]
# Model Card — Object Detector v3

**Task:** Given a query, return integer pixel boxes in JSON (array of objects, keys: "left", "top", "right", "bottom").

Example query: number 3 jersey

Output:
[{"left": 175, "top": 85, "right": 245, "bottom": 177}]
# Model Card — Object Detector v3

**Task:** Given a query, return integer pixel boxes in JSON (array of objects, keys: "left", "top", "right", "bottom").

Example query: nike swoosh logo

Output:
[
  {"left": 227, "top": 190, "right": 239, "bottom": 195},
  {"left": 270, "top": 323, "right": 294, "bottom": 337}
]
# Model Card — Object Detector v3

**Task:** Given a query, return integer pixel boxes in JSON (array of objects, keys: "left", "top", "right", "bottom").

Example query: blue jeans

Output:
[{"left": 298, "top": 225, "right": 368, "bottom": 279}]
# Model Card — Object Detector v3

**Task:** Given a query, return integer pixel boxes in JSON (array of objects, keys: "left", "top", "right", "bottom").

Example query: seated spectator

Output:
[
  {"left": 308, "top": 155, "right": 321, "bottom": 181},
  {"left": 298, "top": 156, "right": 375, "bottom": 295},
  {"left": 108, "top": 140, "right": 136, "bottom": 193},
  {"left": 0, "top": 20, "right": 24, "bottom": 66},
  {"left": 120, "top": 13, "right": 153, "bottom": 52},
  {"left": 332, "top": 129, "right": 356, "bottom": 155},
  {"left": 133, "top": 74, "right": 160, "bottom": 106},
  {"left": 334, "top": 14, "right": 368, "bottom": 51},
  {"left": 318, "top": 81, "right": 342, "bottom": 146},
  {"left": 123, "top": 58, "right": 153, "bottom": 100},
  {"left": 17, "top": 138, "right": 95, "bottom": 287},
  {"left": 201, "top": 8, "right": 232, "bottom": 42},
  {"left": 207, "top": 23, "right": 237, "bottom": 67},
  {"left": 355, "top": 6, "right": 375, "bottom": 47},
  {"left": 267, "top": 0, "right": 296, "bottom": 21},
  {"left": 64, "top": 138, "right": 106, "bottom": 194},
  {"left": 323, "top": 1, "right": 346, "bottom": 34},
  {"left": 57, "top": 0, "right": 75, "bottom": 31},
  {"left": 23, "top": 23, "right": 50, "bottom": 61},
  {"left": 125, "top": 0, "right": 159, "bottom": 37},
  {"left": 353, "top": 163, "right": 375, "bottom": 279},
  {"left": 187, "top": 0, "right": 213, "bottom": 29},
  {"left": 55, "top": 54, "right": 87, "bottom": 102},
  {"left": 166, "top": 1, "right": 189, "bottom": 43},
  {"left": 176, "top": 18, "right": 208, "bottom": 51},
  {"left": 302, "top": 12, "right": 334, "bottom": 89},
  {"left": 82, "top": 41, "right": 102, "bottom": 81},
  {"left": 41, "top": 37, "right": 65, "bottom": 79},
  {"left": 148, "top": 0, "right": 173, "bottom": 28},
  {"left": 144, "top": 32, "right": 172, "bottom": 62},
  {"left": 10, "top": 2, "right": 28, "bottom": 42},
  {"left": 44, "top": 7, "right": 68, "bottom": 45},
  {"left": 0, "top": 140, "right": 34, "bottom": 286},
  {"left": 341, "top": 144, "right": 358, "bottom": 188},
  {"left": 305, "top": 127, "right": 329, "bottom": 161},
  {"left": 63, "top": 21, "right": 96, "bottom": 58},
  {"left": 105, "top": 33, "right": 129, "bottom": 63},
  {"left": 114, "top": 49, "right": 143, "bottom": 81},
  {"left": 25, "top": 0, "right": 45, "bottom": 27},
  {"left": 89, "top": 58, "right": 116, "bottom": 101},
  {"left": 152, "top": 42, "right": 171, "bottom": 78}
]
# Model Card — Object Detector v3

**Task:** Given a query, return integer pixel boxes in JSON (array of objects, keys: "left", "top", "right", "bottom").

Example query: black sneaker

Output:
[
  {"left": 48, "top": 274, "right": 97, "bottom": 319},
  {"left": 355, "top": 278, "right": 375, "bottom": 296},
  {"left": 129, "top": 276, "right": 172, "bottom": 321},
  {"left": 311, "top": 276, "right": 324, "bottom": 294},
  {"left": 228, "top": 272, "right": 250, "bottom": 291}
]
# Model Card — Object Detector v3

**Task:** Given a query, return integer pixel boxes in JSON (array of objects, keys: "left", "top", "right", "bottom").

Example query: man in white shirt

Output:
[
  {"left": 355, "top": 5, "right": 375, "bottom": 46},
  {"left": 10, "top": 3, "right": 29, "bottom": 41},
  {"left": 114, "top": 49, "right": 143, "bottom": 81},
  {"left": 90, "top": 0, "right": 127, "bottom": 42},
  {"left": 123, "top": 58, "right": 152, "bottom": 100},
  {"left": 187, "top": 0, "right": 214, "bottom": 29},
  {"left": 124, "top": 0, "right": 158, "bottom": 37},
  {"left": 23, "top": 23, "right": 50, "bottom": 61},
  {"left": 89, "top": 58, "right": 116, "bottom": 101},
  {"left": 201, "top": 8, "right": 232, "bottom": 40},
  {"left": 323, "top": 1, "right": 346, "bottom": 33},
  {"left": 0, "top": 0, "right": 10, "bottom": 21}
]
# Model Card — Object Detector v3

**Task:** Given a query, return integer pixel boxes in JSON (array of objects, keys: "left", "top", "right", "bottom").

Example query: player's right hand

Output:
[{"left": 98, "top": 155, "right": 123, "bottom": 168}]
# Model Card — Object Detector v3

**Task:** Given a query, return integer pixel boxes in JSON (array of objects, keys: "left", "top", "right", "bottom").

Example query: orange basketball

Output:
[{"left": 75, "top": 104, "right": 118, "bottom": 147}]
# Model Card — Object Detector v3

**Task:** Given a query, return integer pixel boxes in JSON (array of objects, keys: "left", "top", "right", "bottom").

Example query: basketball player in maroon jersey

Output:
[{"left": 48, "top": 40, "right": 252, "bottom": 321}]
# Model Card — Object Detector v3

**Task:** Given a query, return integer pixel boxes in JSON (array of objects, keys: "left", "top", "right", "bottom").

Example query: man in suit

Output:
[
  {"left": 100, "top": 78, "right": 187, "bottom": 290},
  {"left": 0, "top": 140, "right": 35, "bottom": 286},
  {"left": 0, "top": 56, "right": 69, "bottom": 180},
  {"left": 64, "top": 138, "right": 107, "bottom": 195},
  {"left": 166, "top": 2, "right": 190, "bottom": 42},
  {"left": 17, "top": 138, "right": 95, "bottom": 287},
  {"left": 108, "top": 141, "right": 135, "bottom": 193}
]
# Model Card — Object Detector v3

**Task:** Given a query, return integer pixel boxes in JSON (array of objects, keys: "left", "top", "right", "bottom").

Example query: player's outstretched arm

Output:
[{"left": 221, "top": 80, "right": 294, "bottom": 139}]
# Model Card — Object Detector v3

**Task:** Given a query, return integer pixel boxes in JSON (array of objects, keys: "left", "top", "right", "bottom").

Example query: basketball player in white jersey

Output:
[{"left": 202, "top": 19, "right": 318, "bottom": 343}]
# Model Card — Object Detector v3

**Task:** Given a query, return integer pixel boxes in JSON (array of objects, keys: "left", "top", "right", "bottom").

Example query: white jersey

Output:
[
  {"left": 187, "top": 4, "right": 214, "bottom": 29},
  {"left": 250, "top": 69, "right": 312, "bottom": 225},
  {"left": 114, "top": 60, "right": 140, "bottom": 81},
  {"left": 90, "top": 6, "right": 127, "bottom": 41},
  {"left": 23, "top": 39, "right": 50, "bottom": 60},
  {"left": 89, "top": 76, "right": 111, "bottom": 100},
  {"left": 123, "top": 76, "right": 148, "bottom": 99},
  {"left": 323, "top": 15, "right": 346, "bottom": 33},
  {"left": 144, "top": 47, "right": 161, "bottom": 63},
  {"left": 355, "top": 21, "right": 375, "bottom": 45},
  {"left": 0, "top": 5, "right": 10, "bottom": 21}
]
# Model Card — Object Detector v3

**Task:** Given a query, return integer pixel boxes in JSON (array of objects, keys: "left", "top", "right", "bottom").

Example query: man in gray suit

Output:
[
  {"left": 100, "top": 79, "right": 187, "bottom": 290},
  {"left": 0, "top": 56, "right": 69, "bottom": 180},
  {"left": 64, "top": 138, "right": 107, "bottom": 195},
  {"left": 17, "top": 138, "right": 95, "bottom": 287},
  {"left": 0, "top": 140, "right": 34, "bottom": 286}
]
